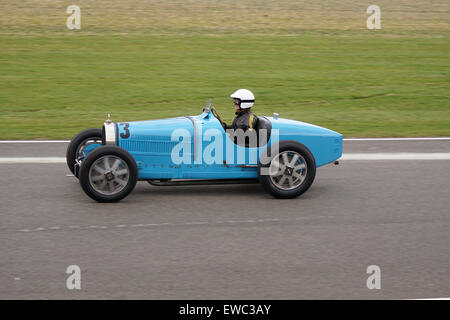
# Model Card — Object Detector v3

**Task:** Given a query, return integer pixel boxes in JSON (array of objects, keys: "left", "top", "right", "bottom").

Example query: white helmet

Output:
[{"left": 230, "top": 89, "right": 255, "bottom": 109}]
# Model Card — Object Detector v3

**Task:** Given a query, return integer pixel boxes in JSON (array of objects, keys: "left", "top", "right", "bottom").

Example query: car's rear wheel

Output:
[
  {"left": 66, "top": 128, "right": 103, "bottom": 177},
  {"left": 259, "top": 141, "right": 316, "bottom": 199},
  {"left": 79, "top": 146, "right": 138, "bottom": 202}
]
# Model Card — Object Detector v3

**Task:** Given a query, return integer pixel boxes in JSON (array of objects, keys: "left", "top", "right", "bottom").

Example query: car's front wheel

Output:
[
  {"left": 259, "top": 141, "right": 316, "bottom": 199},
  {"left": 79, "top": 146, "right": 138, "bottom": 202}
]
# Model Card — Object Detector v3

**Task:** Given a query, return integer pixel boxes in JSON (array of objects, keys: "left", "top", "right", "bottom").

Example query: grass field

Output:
[{"left": 0, "top": 1, "right": 449, "bottom": 139}]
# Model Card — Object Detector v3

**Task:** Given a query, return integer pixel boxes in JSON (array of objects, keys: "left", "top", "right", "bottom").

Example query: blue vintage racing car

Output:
[{"left": 66, "top": 102, "right": 342, "bottom": 202}]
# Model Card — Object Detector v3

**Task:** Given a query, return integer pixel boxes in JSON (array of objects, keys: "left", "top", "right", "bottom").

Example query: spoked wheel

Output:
[
  {"left": 269, "top": 151, "right": 307, "bottom": 191},
  {"left": 79, "top": 146, "right": 138, "bottom": 202},
  {"left": 88, "top": 156, "right": 130, "bottom": 196},
  {"left": 66, "top": 128, "right": 103, "bottom": 177},
  {"left": 259, "top": 141, "right": 316, "bottom": 199}
]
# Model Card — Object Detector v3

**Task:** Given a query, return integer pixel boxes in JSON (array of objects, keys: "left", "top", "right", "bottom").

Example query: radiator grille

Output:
[{"left": 121, "top": 140, "right": 178, "bottom": 154}]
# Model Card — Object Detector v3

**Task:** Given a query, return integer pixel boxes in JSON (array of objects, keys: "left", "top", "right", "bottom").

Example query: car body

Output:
[{"left": 67, "top": 103, "right": 342, "bottom": 202}]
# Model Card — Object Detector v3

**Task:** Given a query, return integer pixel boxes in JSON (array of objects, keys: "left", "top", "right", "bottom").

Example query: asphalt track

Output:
[{"left": 0, "top": 139, "right": 449, "bottom": 299}]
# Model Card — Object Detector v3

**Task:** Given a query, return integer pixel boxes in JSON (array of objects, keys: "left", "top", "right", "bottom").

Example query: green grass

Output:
[{"left": 0, "top": 1, "right": 449, "bottom": 139}]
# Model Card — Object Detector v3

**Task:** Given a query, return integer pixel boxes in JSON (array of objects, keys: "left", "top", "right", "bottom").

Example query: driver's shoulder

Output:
[{"left": 249, "top": 111, "right": 258, "bottom": 121}]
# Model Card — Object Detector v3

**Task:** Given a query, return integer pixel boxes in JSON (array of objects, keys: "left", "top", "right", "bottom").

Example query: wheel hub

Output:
[
  {"left": 269, "top": 151, "right": 307, "bottom": 191},
  {"left": 88, "top": 155, "right": 130, "bottom": 195},
  {"left": 284, "top": 167, "right": 294, "bottom": 176},
  {"left": 105, "top": 171, "right": 115, "bottom": 181}
]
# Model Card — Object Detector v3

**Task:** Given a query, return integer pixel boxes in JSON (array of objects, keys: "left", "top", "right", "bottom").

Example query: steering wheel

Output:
[{"left": 210, "top": 106, "right": 226, "bottom": 128}]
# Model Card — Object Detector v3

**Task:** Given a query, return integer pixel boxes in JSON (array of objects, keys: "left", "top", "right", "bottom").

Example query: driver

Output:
[{"left": 223, "top": 89, "right": 258, "bottom": 132}]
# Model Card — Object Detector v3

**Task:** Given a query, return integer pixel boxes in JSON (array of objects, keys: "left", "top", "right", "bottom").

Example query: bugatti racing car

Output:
[{"left": 66, "top": 102, "right": 342, "bottom": 202}]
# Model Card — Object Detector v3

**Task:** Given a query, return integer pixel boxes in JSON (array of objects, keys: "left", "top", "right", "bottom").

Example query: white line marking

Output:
[
  {"left": 8, "top": 216, "right": 334, "bottom": 234},
  {"left": 184, "top": 222, "right": 208, "bottom": 225},
  {"left": 341, "top": 153, "right": 450, "bottom": 160},
  {"left": 408, "top": 298, "right": 450, "bottom": 300},
  {"left": 0, "top": 140, "right": 71, "bottom": 143},
  {"left": 1, "top": 153, "right": 449, "bottom": 164},
  {"left": 0, "top": 137, "right": 449, "bottom": 144},
  {"left": 0, "top": 157, "right": 66, "bottom": 163}
]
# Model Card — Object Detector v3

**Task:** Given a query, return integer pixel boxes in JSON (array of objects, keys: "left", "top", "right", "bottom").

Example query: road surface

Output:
[{"left": 0, "top": 139, "right": 449, "bottom": 299}]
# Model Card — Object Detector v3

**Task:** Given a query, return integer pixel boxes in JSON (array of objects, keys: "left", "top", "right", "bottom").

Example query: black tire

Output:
[
  {"left": 258, "top": 141, "right": 316, "bottom": 199},
  {"left": 79, "top": 146, "right": 138, "bottom": 202},
  {"left": 66, "top": 128, "right": 103, "bottom": 176}
]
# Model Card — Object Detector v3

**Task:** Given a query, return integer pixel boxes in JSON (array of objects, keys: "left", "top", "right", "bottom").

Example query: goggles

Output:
[{"left": 233, "top": 98, "right": 254, "bottom": 106}]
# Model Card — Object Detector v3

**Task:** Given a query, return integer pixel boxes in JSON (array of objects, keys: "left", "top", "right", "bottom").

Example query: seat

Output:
[
  {"left": 254, "top": 116, "right": 272, "bottom": 147},
  {"left": 227, "top": 116, "right": 272, "bottom": 148}
]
